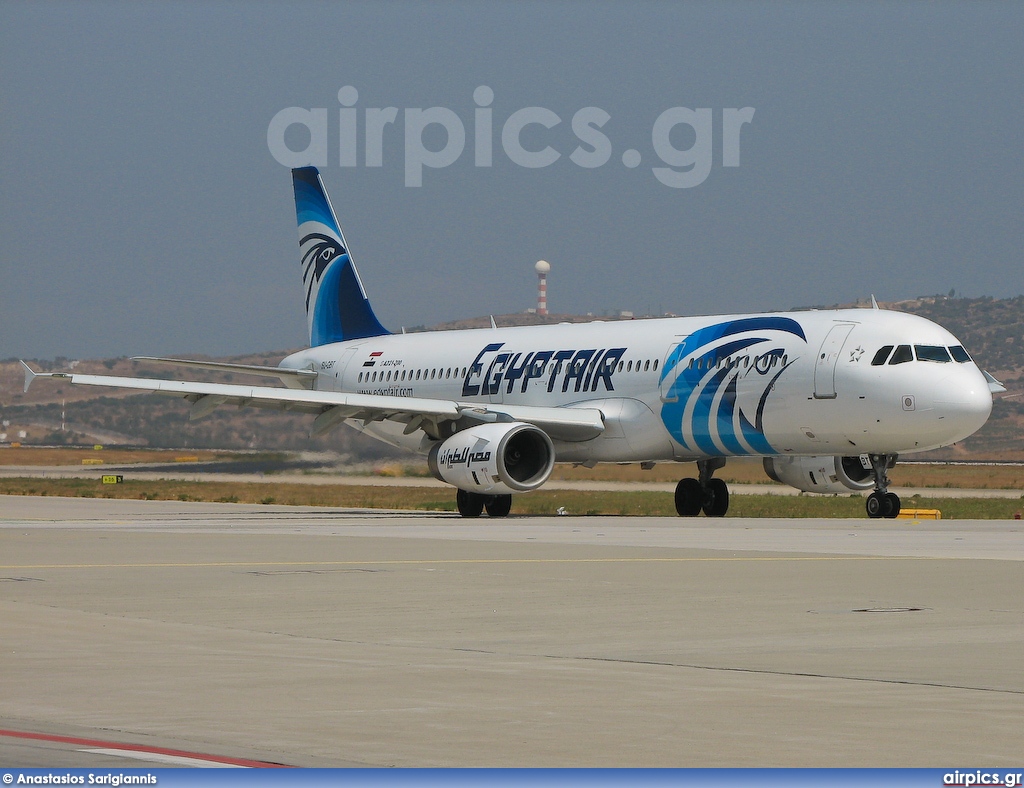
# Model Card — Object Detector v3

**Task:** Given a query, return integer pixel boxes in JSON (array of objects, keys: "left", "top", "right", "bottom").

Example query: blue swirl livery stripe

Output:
[{"left": 660, "top": 317, "right": 806, "bottom": 456}]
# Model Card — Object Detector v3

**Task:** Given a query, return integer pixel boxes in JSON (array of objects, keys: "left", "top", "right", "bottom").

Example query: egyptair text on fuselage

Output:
[{"left": 462, "top": 343, "right": 627, "bottom": 397}]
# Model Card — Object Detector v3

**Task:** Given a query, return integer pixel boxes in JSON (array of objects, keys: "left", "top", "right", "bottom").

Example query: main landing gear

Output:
[
  {"left": 865, "top": 453, "right": 900, "bottom": 519},
  {"left": 456, "top": 489, "right": 513, "bottom": 518},
  {"left": 674, "top": 458, "right": 730, "bottom": 517}
]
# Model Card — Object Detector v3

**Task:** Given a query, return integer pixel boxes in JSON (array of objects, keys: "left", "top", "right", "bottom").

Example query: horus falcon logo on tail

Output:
[{"left": 292, "top": 167, "right": 389, "bottom": 347}]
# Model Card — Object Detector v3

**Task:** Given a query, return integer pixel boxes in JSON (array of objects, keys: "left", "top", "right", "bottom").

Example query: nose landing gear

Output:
[
  {"left": 674, "top": 458, "right": 730, "bottom": 517},
  {"left": 865, "top": 453, "right": 900, "bottom": 519}
]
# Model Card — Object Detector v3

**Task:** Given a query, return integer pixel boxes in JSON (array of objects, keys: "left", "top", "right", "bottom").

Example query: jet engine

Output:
[
  {"left": 763, "top": 455, "right": 875, "bottom": 494},
  {"left": 428, "top": 422, "right": 555, "bottom": 495}
]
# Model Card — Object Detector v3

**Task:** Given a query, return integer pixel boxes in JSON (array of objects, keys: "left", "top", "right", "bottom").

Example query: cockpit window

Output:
[
  {"left": 888, "top": 344, "right": 913, "bottom": 364},
  {"left": 871, "top": 346, "right": 894, "bottom": 366},
  {"left": 949, "top": 345, "right": 972, "bottom": 363},
  {"left": 915, "top": 345, "right": 952, "bottom": 363}
]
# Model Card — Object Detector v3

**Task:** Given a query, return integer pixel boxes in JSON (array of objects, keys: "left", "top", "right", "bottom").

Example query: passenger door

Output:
[{"left": 813, "top": 323, "right": 856, "bottom": 399}]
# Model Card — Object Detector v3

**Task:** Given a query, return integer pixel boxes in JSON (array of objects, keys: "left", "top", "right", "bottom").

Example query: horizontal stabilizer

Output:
[{"left": 984, "top": 370, "right": 1007, "bottom": 394}]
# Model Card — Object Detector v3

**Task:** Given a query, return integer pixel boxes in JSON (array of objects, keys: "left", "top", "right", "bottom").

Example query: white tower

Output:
[{"left": 535, "top": 260, "right": 550, "bottom": 316}]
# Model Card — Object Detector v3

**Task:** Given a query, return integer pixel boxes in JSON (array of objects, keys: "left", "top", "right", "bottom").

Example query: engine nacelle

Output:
[
  {"left": 428, "top": 422, "right": 555, "bottom": 495},
  {"left": 763, "top": 455, "right": 875, "bottom": 494}
]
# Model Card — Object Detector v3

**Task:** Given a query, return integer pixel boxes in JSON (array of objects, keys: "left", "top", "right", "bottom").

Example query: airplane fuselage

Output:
[{"left": 281, "top": 308, "right": 992, "bottom": 464}]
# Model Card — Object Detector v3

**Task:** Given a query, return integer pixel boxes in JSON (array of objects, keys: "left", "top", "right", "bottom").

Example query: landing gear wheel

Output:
[
  {"left": 865, "top": 453, "right": 900, "bottom": 520},
  {"left": 485, "top": 494, "right": 513, "bottom": 518},
  {"left": 674, "top": 478, "right": 703, "bottom": 517},
  {"left": 703, "top": 478, "right": 730, "bottom": 517},
  {"left": 866, "top": 491, "right": 900, "bottom": 519},
  {"left": 456, "top": 489, "right": 485, "bottom": 518}
]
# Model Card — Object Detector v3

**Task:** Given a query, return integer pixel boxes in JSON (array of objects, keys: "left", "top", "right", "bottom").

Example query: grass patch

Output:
[{"left": 0, "top": 478, "right": 1021, "bottom": 518}]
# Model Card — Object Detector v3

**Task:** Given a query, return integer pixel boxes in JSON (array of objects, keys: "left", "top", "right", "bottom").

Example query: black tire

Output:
[
  {"left": 485, "top": 494, "right": 513, "bottom": 518},
  {"left": 866, "top": 491, "right": 885, "bottom": 518},
  {"left": 456, "top": 489, "right": 485, "bottom": 518},
  {"left": 674, "top": 478, "right": 703, "bottom": 517},
  {"left": 884, "top": 492, "right": 901, "bottom": 519},
  {"left": 703, "top": 478, "right": 730, "bottom": 517}
]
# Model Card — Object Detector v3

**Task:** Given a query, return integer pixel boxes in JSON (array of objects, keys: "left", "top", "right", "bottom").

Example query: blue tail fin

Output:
[{"left": 292, "top": 167, "right": 389, "bottom": 346}]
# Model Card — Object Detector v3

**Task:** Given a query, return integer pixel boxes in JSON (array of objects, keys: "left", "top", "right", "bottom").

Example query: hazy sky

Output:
[{"left": 2, "top": 1, "right": 1022, "bottom": 360}]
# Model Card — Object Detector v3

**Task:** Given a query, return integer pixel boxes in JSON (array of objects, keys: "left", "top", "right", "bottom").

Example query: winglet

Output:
[
  {"left": 870, "top": 295, "right": 879, "bottom": 310},
  {"left": 20, "top": 361, "right": 39, "bottom": 393},
  {"left": 20, "top": 361, "right": 65, "bottom": 392}
]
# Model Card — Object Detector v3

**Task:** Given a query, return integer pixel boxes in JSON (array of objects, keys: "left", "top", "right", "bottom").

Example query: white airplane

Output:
[{"left": 23, "top": 167, "right": 1001, "bottom": 519}]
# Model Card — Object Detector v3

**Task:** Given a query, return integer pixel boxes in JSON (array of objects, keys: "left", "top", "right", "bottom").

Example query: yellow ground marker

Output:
[{"left": 896, "top": 508, "right": 941, "bottom": 520}]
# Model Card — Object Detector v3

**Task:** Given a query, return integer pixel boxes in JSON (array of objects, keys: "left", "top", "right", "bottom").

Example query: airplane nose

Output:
[{"left": 934, "top": 370, "right": 993, "bottom": 441}]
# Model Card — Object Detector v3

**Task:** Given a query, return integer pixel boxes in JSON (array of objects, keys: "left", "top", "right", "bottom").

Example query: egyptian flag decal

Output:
[{"left": 363, "top": 352, "right": 383, "bottom": 367}]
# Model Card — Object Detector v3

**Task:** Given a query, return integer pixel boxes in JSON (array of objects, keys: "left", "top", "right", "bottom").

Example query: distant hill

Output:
[{"left": 2, "top": 295, "right": 1021, "bottom": 461}]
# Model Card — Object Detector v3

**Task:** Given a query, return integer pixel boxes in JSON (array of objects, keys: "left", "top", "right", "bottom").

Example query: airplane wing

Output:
[
  {"left": 20, "top": 363, "right": 605, "bottom": 442},
  {"left": 131, "top": 356, "right": 318, "bottom": 389}
]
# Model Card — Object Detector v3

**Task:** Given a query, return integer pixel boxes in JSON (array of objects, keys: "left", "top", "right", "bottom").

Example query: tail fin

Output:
[{"left": 292, "top": 167, "right": 389, "bottom": 346}]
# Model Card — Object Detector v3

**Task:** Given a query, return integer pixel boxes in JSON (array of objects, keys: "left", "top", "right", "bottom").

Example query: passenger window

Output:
[
  {"left": 653, "top": 359, "right": 659, "bottom": 371},
  {"left": 889, "top": 345, "right": 913, "bottom": 364},
  {"left": 915, "top": 345, "right": 951, "bottom": 363},
  {"left": 950, "top": 345, "right": 972, "bottom": 363},
  {"left": 644, "top": 360, "right": 650, "bottom": 372},
  {"left": 871, "top": 346, "right": 894, "bottom": 366}
]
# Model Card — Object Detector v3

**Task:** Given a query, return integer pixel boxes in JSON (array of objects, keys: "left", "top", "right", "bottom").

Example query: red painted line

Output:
[{"left": 0, "top": 728, "right": 290, "bottom": 768}]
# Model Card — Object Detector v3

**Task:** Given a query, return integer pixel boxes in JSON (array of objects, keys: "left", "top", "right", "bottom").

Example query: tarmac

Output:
[
  {"left": 1, "top": 464, "right": 1023, "bottom": 498},
  {"left": 1, "top": 495, "right": 1022, "bottom": 767}
]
